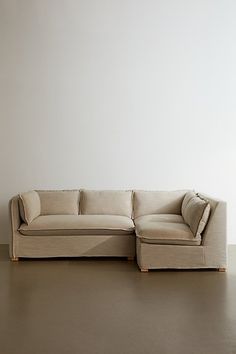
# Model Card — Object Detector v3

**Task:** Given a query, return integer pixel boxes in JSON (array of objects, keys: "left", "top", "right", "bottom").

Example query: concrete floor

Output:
[{"left": 0, "top": 245, "right": 236, "bottom": 354}]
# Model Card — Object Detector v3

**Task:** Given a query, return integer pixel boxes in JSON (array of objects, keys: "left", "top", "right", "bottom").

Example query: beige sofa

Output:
[{"left": 9, "top": 189, "right": 227, "bottom": 272}]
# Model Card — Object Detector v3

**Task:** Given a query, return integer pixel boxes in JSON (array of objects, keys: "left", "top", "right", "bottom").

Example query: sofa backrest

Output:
[
  {"left": 18, "top": 189, "right": 190, "bottom": 221},
  {"left": 133, "top": 190, "right": 188, "bottom": 218},
  {"left": 37, "top": 190, "right": 80, "bottom": 215},
  {"left": 80, "top": 190, "right": 133, "bottom": 217}
]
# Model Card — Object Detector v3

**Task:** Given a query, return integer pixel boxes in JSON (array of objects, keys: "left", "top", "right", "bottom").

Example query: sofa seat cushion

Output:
[
  {"left": 19, "top": 215, "right": 135, "bottom": 236},
  {"left": 135, "top": 214, "right": 201, "bottom": 246},
  {"left": 135, "top": 214, "right": 185, "bottom": 224}
]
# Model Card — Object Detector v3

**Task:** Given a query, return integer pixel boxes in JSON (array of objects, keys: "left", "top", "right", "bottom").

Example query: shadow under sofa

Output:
[{"left": 9, "top": 189, "right": 227, "bottom": 272}]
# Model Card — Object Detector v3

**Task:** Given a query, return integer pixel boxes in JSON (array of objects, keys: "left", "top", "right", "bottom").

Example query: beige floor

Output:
[{"left": 0, "top": 244, "right": 236, "bottom": 354}]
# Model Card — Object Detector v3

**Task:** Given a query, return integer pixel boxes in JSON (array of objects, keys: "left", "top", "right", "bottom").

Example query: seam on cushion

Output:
[
  {"left": 136, "top": 235, "right": 201, "bottom": 244},
  {"left": 196, "top": 193, "right": 209, "bottom": 203},
  {"left": 140, "top": 239, "right": 199, "bottom": 243},
  {"left": 18, "top": 227, "right": 135, "bottom": 232},
  {"left": 135, "top": 212, "right": 183, "bottom": 220},
  {"left": 137, "top": 235, "right": 197, "bottom": 242},
  {"left": 19, "top": 231, "right": 135, "bottom": 235},
  {"left": 135, "top": 231, "right": 197, "bottom": 239},
  {"left": 140, "top": 241, "right": 200, "bottom": 246}
]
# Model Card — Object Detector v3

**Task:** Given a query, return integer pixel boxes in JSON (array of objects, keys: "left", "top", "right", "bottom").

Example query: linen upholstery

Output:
[
  {"left": 37, "top": 190, "right": 79, "bottom": 215},
  {"left": 182, "top": 192, "right": 210, "bottom": 237},
  {"left": 9, "top": 191, "right": 227, "bottom": 269},
  {"left": 19, "top": 191, "right": 41, "bottom": 224},
  {"left": 19, "top": 215, "right": 135, "bottom": 236},
  {"left": 80, "top": 190, "right": 132, "bottom": 217},
  {"left": 136, "top": 239, "right": 205, "bottom": 269},
  {"left": 135, "top": 215, "right": 201, "bottom": 246},
  {"left": 133, "top": 190, "right": 188, "bottom": 218}
]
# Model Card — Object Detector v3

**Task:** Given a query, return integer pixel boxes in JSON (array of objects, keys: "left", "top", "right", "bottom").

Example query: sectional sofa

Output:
[{"left": 9, "top": 189, "right": 227, "bottom": 272}]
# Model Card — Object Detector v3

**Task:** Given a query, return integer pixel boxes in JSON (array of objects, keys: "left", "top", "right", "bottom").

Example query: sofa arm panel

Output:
[
  {"left": 9, "top": 196, "right": 21, "bottom": 258},
  {"left": 200, "top": 194, "right": 227, "bottom": 268}
]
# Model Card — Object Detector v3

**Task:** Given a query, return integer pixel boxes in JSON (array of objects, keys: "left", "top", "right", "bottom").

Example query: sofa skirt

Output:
[
  {"left": 13, "top": 234, "right": 136, "bottom": 258},
  {"left": 136, "top": 238, "right": 208, "bottom": 269}
]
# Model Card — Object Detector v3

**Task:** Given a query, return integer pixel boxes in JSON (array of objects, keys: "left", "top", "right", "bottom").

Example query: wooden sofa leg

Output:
[
  {"left": 140, "top": 268, "right": 149, "bottom": 273},
  {"left": 218, "top": 267, "right": 226, "bottom": 272},
  {"left": 11, "top": 256, "right": 19, "bottom": 262},
  {"left": 127, "top": 256, "right": 135, "bottom": 261}
]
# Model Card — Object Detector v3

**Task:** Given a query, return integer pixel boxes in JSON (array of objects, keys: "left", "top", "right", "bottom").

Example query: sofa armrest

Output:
[
  {"left": 199, "top": 193, "right": 227, "bottom": 268},
  {"left": 9, "top": 196, "right": 21, "bottom": 258}
]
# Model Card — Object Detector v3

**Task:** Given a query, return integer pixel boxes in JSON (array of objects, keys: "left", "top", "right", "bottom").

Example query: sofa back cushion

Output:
[
  {"left": 80, "top": 190, "right": 133, "bottom": 217},
  {"left": 182, "top": 192, "right": 210, "bottom": 237},
  {"left": 133, "top": 190, "right": 188, "bottom": 218},
  {"left": 37, "top": 190, "right": 79, "bottom": 215},
  {"left": 19, "top": 190, "right": 41, "bottom": 224}
]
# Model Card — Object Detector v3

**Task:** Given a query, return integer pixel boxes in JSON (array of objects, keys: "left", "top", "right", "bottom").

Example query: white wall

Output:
[{"left": 0, "top": 0, "right": 236, "bottom": 244}]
